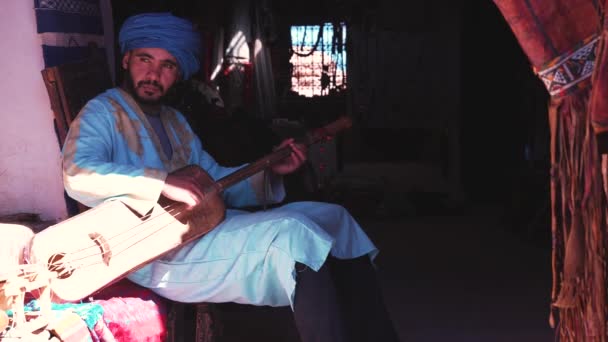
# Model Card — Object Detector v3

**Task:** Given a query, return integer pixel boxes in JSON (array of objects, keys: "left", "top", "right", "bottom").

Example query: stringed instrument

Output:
[{"left": 28, "top": 116, "right": 352, "bottom": 303}]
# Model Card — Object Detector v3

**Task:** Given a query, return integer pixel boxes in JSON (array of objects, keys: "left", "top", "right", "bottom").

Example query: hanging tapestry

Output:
[
  {"left": 34, "top": 0, "right": 106, "bottom": 68},
  {"left": 493, "top": 1, "right": 606, "bottom": 340}
]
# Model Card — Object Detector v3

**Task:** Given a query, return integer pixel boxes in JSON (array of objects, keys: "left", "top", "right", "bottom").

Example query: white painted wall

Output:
[
  {"left": 0, "top": 0, "right": 67, "bottom": 221},
  {"left": 0, "top": 0, "right": 113, "bottom": 220},
  {"left": 0, "top": 1, "right": 114, "bottom": 222}
]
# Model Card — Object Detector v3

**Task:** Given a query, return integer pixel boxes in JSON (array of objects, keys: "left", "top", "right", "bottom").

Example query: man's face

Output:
[{"left": 122, "top": 47, "right": 180, "bottom": 105}]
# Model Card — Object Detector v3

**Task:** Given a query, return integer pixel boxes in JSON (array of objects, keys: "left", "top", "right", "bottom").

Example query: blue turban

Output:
[{"left": 119, "top": 12, "right": 201, "bottom": 80}]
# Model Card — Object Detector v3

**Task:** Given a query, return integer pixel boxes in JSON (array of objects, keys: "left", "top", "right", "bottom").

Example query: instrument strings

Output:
[{"left": 39, "top": 200, "right": 195, "bottom": 278}]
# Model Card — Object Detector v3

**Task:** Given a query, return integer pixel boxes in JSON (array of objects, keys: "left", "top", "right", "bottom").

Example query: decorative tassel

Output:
[{"left": 550, "top": 91, "right": 608, "bottom": 341}]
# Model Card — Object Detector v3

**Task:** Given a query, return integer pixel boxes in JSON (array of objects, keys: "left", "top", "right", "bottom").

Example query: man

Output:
[{"left": 62, "top": 12, "right": 398, "bottom": 342}]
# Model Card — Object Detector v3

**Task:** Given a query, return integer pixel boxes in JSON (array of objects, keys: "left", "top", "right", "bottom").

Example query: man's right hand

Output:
[{"left": 161, "top": 170, "right": 206, "bottom": 209}]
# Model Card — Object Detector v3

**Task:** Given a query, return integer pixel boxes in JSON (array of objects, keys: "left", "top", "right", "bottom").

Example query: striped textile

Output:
[{"left": 34, "top": 0, "right": 106, "bottom": 67}]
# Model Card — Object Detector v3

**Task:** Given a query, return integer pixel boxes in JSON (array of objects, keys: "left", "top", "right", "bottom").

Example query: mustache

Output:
[{"left": 136, "top": 80, "right": 164, "bottom": 93}]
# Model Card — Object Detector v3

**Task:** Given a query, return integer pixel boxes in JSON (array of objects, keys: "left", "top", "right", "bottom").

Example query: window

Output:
[{"left": 290, "top": 23, "right": 347, "bottom": 97}]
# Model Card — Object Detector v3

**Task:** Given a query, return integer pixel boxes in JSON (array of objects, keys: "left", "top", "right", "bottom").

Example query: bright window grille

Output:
[{"left": 290, "top": 23, "right": 347, "bottom": 97}]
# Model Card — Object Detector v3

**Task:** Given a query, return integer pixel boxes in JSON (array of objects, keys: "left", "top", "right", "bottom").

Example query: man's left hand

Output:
[{"left": 271, "top": 138, "right": 307, "bottom": 175}]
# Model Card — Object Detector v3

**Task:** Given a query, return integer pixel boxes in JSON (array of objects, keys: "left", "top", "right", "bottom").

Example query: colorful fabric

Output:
[
  {"left": 22, "top": 300, "right": 100, "bottom": 341},
  {"left": 92, "top": 296, "right": 166, "bottom": 342},
  {"left": 20, "top": 280, "right": 169, "bottom": 342},
  {"left": 92, "top": 279, "right": 169, "bottom": 342},
  {"left": 24, "top": 300, "right": 104, "bottom": 330},
  {"left": 62, "top": 88, "right": 377, "bottom": 307},
  {"left": 118, "top": 12, "right": 202, "bottom": 80},
  {"left": 537, "top": 36, "right": 598, "bottom": 97},
  {"left": 34, "top": 0, "right": 106, "bottom": 67}
]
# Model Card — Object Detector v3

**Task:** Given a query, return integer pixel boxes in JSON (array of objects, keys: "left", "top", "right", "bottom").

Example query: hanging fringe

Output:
[{"left": 550, "top": 90, "right": 608, "bottom": 341}]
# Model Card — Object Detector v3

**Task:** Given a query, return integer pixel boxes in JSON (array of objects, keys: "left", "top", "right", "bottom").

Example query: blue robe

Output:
[{"left": 62, "top": 88, "right": 377, "bottom": 307}]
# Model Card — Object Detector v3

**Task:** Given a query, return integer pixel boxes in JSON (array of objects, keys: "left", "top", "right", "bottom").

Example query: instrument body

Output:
[
  {"left": 29, "top": 116, "right": 352, "bottom": 302},
  {"left": 30, "top": 165, "right": 223, "bottom": 302}
]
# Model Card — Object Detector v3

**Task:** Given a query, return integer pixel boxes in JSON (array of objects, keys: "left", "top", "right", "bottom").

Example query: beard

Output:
[{"left": 123, "top": 72, "right": 168, "bottom": 106}]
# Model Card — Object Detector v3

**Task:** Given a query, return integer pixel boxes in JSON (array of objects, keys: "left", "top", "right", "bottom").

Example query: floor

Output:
[
  {"left": 368, "top": 205, "right": 554, "bottom": 342},
  {"left": 214, "top": 192, "right": 555, "bottom": 342}
]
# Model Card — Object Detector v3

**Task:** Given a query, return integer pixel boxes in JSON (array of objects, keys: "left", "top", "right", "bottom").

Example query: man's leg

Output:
[
  {"left": 293, "top": 262, "right": 347, "bottom": 342},
  {"left": 328, "top": 256, "right": 400, "bottom": 342}
]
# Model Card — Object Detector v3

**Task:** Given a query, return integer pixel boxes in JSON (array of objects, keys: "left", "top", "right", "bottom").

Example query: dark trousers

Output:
[{"left": 293, "top": 256, "right": 400, "bottom": 342}]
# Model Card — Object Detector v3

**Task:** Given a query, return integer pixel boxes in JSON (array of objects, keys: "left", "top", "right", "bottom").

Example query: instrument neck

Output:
[
  {"left": 215, "top": 146, "right": 293, "bottom": 191},
  {"left": 215, "top": 116, "right": 352, "bottom": 191}
]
